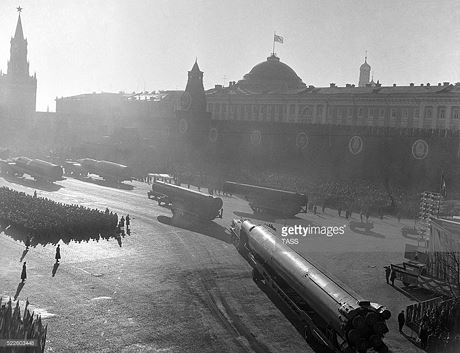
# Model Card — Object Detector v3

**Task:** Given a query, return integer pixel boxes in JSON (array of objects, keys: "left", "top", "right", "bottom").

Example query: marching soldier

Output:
[
  {"left": 55, "top": 244, "right": 61, "bottom": 263},
  {"left": 398, "top": 310, "right": 405, "bottom": 333}
]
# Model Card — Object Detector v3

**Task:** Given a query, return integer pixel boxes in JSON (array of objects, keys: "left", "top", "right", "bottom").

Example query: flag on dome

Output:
[{"left": 274, "top": 34, "right": 284, "bottom": 43}]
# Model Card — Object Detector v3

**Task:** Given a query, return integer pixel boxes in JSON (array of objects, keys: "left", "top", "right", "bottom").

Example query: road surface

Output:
[{"left": 0, "top": 176, "right": 423, "bottom": 352}]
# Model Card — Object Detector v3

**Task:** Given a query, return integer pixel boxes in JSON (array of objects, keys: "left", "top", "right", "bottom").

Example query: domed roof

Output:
[
  {"left": 237, "top": 54, "right": 305, "bottom": 91},
  {"left": 360, "top": 58, "right": 370, "bottom": 70}
]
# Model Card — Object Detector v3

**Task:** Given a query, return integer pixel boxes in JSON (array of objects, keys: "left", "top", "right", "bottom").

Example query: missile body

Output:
[
  {"left": 6, "top": 157, "right": 63, "bottom": 182},
  {"left": 78, "top": 158, "right": 132, "bottom": 182},
  {"left": 152, "top": 181, "right": 223, "bottom": 221},
  {"left": 223, "top": 181, "right": 306, "bottom": 217},
  {"left": 232, "top": 219, "right": 390, "bottom": 352}
]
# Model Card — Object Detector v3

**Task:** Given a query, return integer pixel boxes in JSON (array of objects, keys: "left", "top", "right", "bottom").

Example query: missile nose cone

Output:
[
  {"left": 352, "top": 315, "right": 366, "bottom": 330},
  {"left": 347, "top": 328, "right": 361, "bottom": 344},
  {"left": 365, "top": 312, "right": 379, "bottom": 326}
]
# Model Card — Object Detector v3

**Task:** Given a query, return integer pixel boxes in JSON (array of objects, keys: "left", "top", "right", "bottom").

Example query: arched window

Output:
[{"left": 301, "top": 106, "right": 313, "bottom": 121}]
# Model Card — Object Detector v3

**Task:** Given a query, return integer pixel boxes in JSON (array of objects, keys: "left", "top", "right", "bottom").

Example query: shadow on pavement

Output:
[
  {"left": 2, "top": 222, "right": 121, "bottom": 247},
  {"left": 52, "top": 261, "right": 60, "bottom": 277},
  {"left": 157, "top": 215, "right": 232, "bottom": 244},
  {"left": 13, "top": 282, "right": 25, "bottom": 301},
  {"left": 253, "top": 278, "right": 329, "bottom": 353},
  {"left": 19, "top": 249, "right": 28, "bottom": 262},
  {"left": 2, "top": 175, "right": 63, "bottom": 192},
  {"left": 116, "top": 234, "right": 122, "bottom": 247}
]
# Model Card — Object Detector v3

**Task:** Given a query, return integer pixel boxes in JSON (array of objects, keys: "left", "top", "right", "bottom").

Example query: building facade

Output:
[
  {"left": 202, "top": 54, "right": 460, "bottom": 191},
  {"left": 0, "top": 9, "right": 37, "bottom": 150},
  {"left": 54, "top": 53, "right": 460, "bottom": 190},
  {"left": 206, "top": 54, "right": 460, "bottom": 133}
]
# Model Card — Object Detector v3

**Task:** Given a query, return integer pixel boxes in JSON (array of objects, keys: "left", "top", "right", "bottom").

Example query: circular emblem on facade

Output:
[
  {"left": 209, "top": 127, "right": 218, "bottom": 143},
  {"left": 295, "top": 132, "right": 309, "bottom": 149},
  {"left": 412, "top": 139, "right": 429, "bottom": 160},
  {"left": 348, "top": 136, "right": 364, "bottom": 155},
  {"left": 249, "top": 130, "right": 262, "bottom": 146},
  {"left": 178, "top": 118, "right": 188, "bottom": 134},
  {"left": 180, "top": 92, "right": 192, "bottom": 111}
]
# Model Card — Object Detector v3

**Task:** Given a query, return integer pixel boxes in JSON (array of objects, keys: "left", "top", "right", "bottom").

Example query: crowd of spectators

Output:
[
  {"left": 0, "top": 296, "right": 47, "bottom": 352},
  {"left": 0, "top": 187, "right": 119, "bottom": 245},
  {"left": 161, "top": 162, "right": 421, "bottom": 218},
  {"left": 406, "top": 298, "right": 460, "bottom": 352}
]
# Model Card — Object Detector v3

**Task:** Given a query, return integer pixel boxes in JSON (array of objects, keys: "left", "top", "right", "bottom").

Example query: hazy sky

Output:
[{"left": 0, "top": 0, "right": 459, "bottom": 112}]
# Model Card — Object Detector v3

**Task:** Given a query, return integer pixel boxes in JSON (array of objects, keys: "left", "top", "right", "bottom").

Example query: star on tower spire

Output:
[{"left": 14, "top": 7, "right": 24, "bottom": 39}]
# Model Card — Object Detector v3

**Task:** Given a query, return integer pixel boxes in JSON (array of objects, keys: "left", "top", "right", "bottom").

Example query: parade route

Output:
[{"left": 0, "top": 177, "right": 423, "bottom": 353}]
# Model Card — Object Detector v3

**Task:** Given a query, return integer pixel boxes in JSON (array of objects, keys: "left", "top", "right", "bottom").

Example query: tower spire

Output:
[
  {"left": 2, "top": 6, "right": 37, "bottom": 119},
  {"left": 358, "top": 53, "right": 371, "bottom": 87},
  {"left": 191, "top": 58, "right": 200, "bottom": 72},
  {"left": 14, "top": 7, "right": 24, "bottom": 39}
]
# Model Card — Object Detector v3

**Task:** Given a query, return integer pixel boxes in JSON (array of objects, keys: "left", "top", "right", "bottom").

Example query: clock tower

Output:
[
  {"left": 0, "top": 7, "right": 37, "bottom": 122},
  {"left": 175, "top": 60, "right": 211, "bottom": 145}
]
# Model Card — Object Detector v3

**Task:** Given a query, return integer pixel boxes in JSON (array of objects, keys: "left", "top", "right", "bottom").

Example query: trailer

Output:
[
  {"left": 223, "top": 181, "right": 307, "bottom": 218},
  {"left": 151, "top": 181, "right": 223, "bottom": 221},
  {"left": 0, "top": 157, "right": 63, "bottom": 182},
  {"left": 78, "top": 158, "right": 132, "bottom": 183},
  {"left": 230, "top": 219, "right": 391, "bottom": 353}
]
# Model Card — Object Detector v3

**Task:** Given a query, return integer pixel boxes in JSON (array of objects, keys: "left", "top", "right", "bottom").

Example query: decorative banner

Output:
[
  {"left": 295, "top": 132, "right": 309, "bottom": 149},
  {"left": 412, "top": 139, "right": 429, "bottom": 160},
  {"left": 348, "top": 135, "right": 364, "bottom": 155},
  {"left": 209, "top": 127, "right": 218, "bottom": 143},
  {"left": 249, "top": 130, "right": 262, "bottom": 146},
  {"left": 178, "top": 118, "right": 188, "bottom": 134}
]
